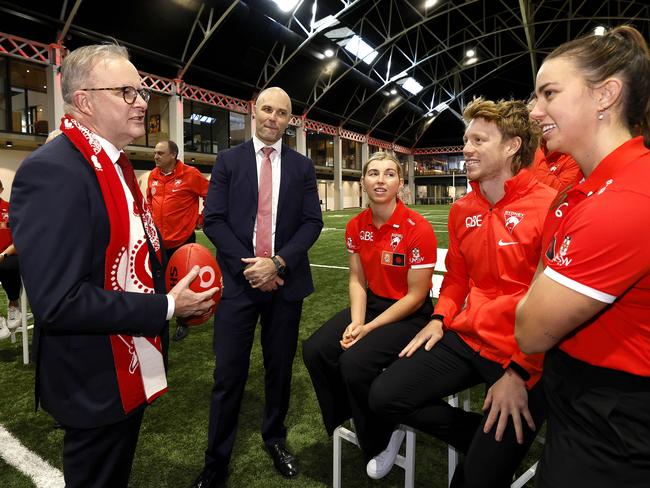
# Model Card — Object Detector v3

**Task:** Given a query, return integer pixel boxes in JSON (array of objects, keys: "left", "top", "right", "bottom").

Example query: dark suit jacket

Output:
[
  {"left": 203, "top": 140, "right": 323, "bottom": 302},
  {"left": 9, "top": 135, "right": 169, "bottom": 429}
]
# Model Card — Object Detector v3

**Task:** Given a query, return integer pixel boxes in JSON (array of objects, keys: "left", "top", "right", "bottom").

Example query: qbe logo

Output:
[
  {"left": 465, "top": 214, "right": 482, "bottom": 228},
  {"left": 359, "top": 230, "right": 374, "bottom": 241}
]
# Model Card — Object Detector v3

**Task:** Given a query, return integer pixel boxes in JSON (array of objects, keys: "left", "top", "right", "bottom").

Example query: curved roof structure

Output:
[{"left": 0, "top": 0, "right": 648, "bottom": 148}]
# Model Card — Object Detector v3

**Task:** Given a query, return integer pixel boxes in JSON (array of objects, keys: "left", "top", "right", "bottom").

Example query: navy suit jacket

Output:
[
  {"left": 9, "top": 135, "right": 169, "bottom": 429},
  {"left": 203, "top": 140, "right": 323, "bottom": 302}
]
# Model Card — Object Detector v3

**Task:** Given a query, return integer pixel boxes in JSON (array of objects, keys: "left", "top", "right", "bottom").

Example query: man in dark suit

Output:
[
  {"left": 194, "top": 87, "right": 323, "bottom": 487},
  {"left": 10, "top": 44, "right": 217, "bottom": 488}
]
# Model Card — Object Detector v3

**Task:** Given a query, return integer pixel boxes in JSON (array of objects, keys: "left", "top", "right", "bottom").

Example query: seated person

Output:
[
  {"left": 302, "top": 152, "right": 437, "bottom": 480},
  {"left": 369, "top": 98, "right": 556, "bottom": 487},
  {"left": 0, "top": 178, "right": 22, "bottom": 339}
]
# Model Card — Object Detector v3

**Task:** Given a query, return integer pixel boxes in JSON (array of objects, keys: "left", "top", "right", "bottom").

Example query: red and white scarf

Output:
[{"left": 61, "top": 115, "right": 167, "bottom": 415}]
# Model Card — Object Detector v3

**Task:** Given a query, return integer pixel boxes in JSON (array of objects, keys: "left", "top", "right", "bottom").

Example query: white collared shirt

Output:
[
  {"left": 94, "top": 134, "right": 175, "bottom": 320},
  {"left": 252, "top": 135, "right": 282, "bottom": 256}
]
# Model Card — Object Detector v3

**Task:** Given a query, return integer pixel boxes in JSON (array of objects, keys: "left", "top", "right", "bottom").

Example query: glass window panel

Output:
[
  {"left": 8, "top": 60, "right": 47, "bottom": 135},
  {"left": 229, "top": 112, "right": 245, "bottom": 147}
]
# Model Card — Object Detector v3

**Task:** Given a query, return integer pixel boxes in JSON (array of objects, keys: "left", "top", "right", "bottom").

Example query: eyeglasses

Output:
[{"left": 81, "top": 86, "right": 151, "bottom": 104}]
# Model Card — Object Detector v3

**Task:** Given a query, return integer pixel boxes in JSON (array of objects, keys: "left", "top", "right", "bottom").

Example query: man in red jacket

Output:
[
  {"left": 147, "top": 140, "right": 209, "bottom": 340},
  {"left": 370, "top": 98, "right": 556, "bottom": 487}
]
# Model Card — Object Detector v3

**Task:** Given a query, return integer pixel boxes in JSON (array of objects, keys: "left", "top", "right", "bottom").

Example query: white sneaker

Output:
[
  {"left": 366, "top": 429, "right": 406, "bottom": 479},
  {"left": 0, "top": 317, "right": 10, "bottom": 340},
  {"left": 7, "top": 306, "right": 21, "bottom": 330}
]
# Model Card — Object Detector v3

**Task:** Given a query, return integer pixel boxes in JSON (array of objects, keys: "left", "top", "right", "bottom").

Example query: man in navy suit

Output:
[
  {"left": 10, "top": 44, "right": 216, "bottom": 488},
  {"left": 194, "top": 87, "right": 323, "bottom": 487}
]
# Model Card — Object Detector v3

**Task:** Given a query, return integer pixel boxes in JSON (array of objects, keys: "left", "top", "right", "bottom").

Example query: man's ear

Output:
[
  {"left": 505, "top": 136, "right": 522, "bottom": 157},
  {"left": 71, "top": 90, "right": 93, "bottom": 116}
]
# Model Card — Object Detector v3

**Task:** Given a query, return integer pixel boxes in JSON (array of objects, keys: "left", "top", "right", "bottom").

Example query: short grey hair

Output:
[{"left": 61, "top": 44, "right": 129, "bottom": 113}]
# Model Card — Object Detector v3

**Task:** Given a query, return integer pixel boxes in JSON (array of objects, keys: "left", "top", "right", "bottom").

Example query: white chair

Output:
[
  {"left": 9, "top": 280, "right": 32, "bottom": 365},
  {"left": 333, "top": 423, "right": 416, "bottom": 488}
]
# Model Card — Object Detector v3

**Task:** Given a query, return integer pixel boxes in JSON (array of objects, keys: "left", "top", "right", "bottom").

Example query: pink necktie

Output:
[
  {"left": 255, "top": 147, "right": 274, "bottom": 257},
  {"left": 116, "top": 153, "right": 143, "bottom": 213}
]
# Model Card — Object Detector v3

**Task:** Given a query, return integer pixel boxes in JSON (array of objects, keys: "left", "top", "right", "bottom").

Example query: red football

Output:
[{"left": 165, "top": 243, "right": 222, "bottom": 326}]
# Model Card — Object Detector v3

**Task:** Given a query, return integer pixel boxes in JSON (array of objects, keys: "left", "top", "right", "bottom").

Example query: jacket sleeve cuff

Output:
[{"left": 506, "top": 360, "right": 531, "bottom": 382}]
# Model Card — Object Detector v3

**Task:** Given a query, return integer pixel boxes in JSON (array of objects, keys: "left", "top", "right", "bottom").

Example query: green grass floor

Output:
[{"left": 0, "top": 205, "right": 540, "bottom": 487}]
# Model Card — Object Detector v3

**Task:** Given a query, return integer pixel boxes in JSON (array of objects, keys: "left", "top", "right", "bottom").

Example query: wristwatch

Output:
[{"left": 271, "top": 256, "right": 286, "bottom": 277}]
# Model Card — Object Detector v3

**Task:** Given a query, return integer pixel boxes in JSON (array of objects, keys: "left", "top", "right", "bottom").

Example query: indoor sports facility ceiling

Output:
[{"left": 0, "top": 0, "right": 648, "bottom": 148}]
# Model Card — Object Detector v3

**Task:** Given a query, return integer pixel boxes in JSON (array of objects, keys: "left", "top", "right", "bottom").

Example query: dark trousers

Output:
[
  {"left": 62, "top": 409, "right": 144, "bottom": 488},
  {"left": 204, "top": 291, "right": 303, "bottom": 476},
  {"left": 536, "top": 349, "right": 650, "bottom": 488},
  {"left": 370, "top": 330, "right": 546, "bottom": 488},
  {"left": 0, "top": 254, "right": 20, "bottom": 301},
  {"left": 165, "top": 231, "right": 196, "bottom": 258},
  {"left": 302, "top": 291, "right": 433, "bottom": 461}
]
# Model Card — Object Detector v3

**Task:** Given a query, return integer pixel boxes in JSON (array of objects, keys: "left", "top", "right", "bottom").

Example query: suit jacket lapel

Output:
[
  {"left": 244, "top": 140, "right": 258, "bottom": 206},
  {"left": 277, "top": 144, "right": 291, "bottom": 221}
]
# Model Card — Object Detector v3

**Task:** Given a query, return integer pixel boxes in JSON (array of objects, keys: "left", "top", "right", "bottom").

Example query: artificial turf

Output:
[{"left": 0, "top": 204, "right": 539, "bottom": 487}]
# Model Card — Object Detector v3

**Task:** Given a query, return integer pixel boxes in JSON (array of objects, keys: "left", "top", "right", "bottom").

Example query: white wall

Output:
[
  {"left": 318, "top": 180, "right": 362, "bottom": 211},
  {"left": 0, "top": 149, "right": 32, "bottom": 198}
]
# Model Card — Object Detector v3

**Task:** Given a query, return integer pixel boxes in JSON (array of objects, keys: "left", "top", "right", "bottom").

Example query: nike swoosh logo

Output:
[{"left": 498, "top": 240, "right": 519, "bottom": 246}]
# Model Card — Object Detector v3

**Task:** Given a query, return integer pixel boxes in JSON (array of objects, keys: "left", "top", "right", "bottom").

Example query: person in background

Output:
[
  {"left": 194, "top": 87, "right": 322, "bottom": 488},
  {"left": 0, "top": 178, "right": 21, "bottom": 339},
  {"left": 147, "top": 139, "right": 209, "bottom": 341},
  {"left": 9, "top": 44, "right": 217, "bottom": 488},
  {"left": 370, "top": 97, "right": 555, "bottom": 487},
  {"left": 516, "top": 25, "right": 650, "bottom": 487},
  {"left": 527, "top": 94, "right": 583, "bottom": 191},
  {"left": 302, "top": 152, "right": 437, "bottom": 480}
]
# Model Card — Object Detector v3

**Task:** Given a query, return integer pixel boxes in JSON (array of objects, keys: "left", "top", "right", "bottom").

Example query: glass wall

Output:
[
  {"left": 183, "top": 100, "right": 231, "bottom": 154},
  {"left": 0, "top": 59, "right": 49, "bottom": 135},
  {"left": 342, "top": 139, "right": 361, "bottom": 170},
  {"left": 306, "top": 130, "right": 334, "bottom": 166},
  {"left": 283, "top": 125, "right": 297, "bottom": 150},
  {"left": 229, "top": 112, "right": 246, "bottom": 147}
]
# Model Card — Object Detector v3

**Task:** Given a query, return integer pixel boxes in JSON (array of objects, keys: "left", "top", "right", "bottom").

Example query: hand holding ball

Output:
[{"left": 165, "top": 244, "right": 222, "bottom": 325}]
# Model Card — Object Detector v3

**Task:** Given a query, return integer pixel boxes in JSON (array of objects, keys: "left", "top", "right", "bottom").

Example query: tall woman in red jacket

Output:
[
  {"left": 371, "top": 98, "right": 555, "bottom": 487},
  {"left": 303, "top": 152, "right": 437, "bottom": 480},
  {"left": 516, "top": 26, "right": 650, "bottom": 487}
]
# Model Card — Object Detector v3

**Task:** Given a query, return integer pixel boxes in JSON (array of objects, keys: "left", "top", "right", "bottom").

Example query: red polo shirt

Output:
[
  {"left": 543, "top": 137, "right": 650, "bottom": 376},
  {"left": 345, "top": 200, "right": 437, "bottom": 300},
  {"left": 147, "top": 160, "right": 209, "bottom": 249},
  {"left": 0, "top": 199, "right": 11, "bottom": 253}
]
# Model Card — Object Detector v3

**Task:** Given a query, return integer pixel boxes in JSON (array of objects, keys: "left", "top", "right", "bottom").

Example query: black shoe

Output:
[
  {"left": 266, "top": 442, "right": 299, "bottom": 478},
  {"left": 172, "top": 323, "right": 189, "bottom": 341},
  {"left": 191, "top": 468, "right": 225, "bottom": 488}
]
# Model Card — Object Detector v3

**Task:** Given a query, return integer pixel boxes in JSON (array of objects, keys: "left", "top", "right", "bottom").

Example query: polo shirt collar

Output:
[
  {"left": 364, "top": 199, "right": 408, "bottom": 230},
  {"left": 572, "top": 136, "right": 647, "bottom": 196}
]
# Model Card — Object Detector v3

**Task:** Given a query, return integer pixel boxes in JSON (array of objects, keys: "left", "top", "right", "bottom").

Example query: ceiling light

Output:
[
  {"left": 594, "top": 26, "right": 606, "bottom": 36},
  {"left": 5, "top": 141, "right": 13, "bottom": 148},
  {"left": 390, "top": 88, "right": 397, "bottom": 95},
  {"left": 343, "top": 35, "right": 378, "bottom": 64},
  {"left": 311, "top": 15, "right": 339, "bottom": 33},
  {"left": 324, "top": 49, "right": 334, "bottom": 58},
  {"left": 464, "top": 57, "right": 478, "bottom": 66},
  {"left": 271, "top": 0, "right": 300, "bottom": 12},
  {"left": 466, "top": 49, "right": 475, "bottom": 58},
  {"left": 400, "top": 77, "right": 423, "bottom": 95},
  {"left": 424, "top": 0, "right": 438, "bottom": 8},
  {"left": 26, "top": 69, "right": 30, "bottom": 73}
]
